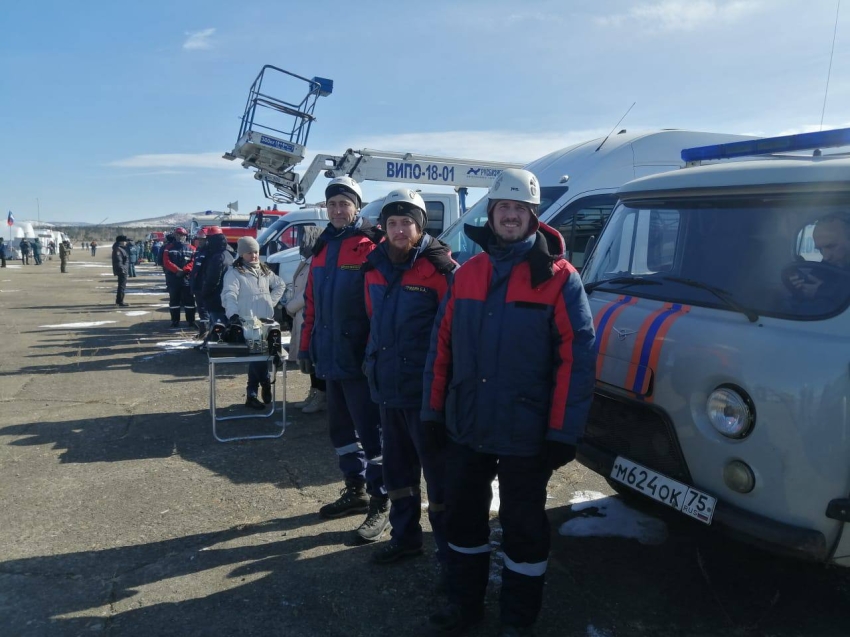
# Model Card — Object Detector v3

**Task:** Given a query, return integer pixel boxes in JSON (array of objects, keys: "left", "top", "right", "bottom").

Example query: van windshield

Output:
[
  {"left": 440, "top": 186, "right": 568, "bottom": 264},
  {"left": 582, "top": 196, "right": 850, "bottom": 320}
]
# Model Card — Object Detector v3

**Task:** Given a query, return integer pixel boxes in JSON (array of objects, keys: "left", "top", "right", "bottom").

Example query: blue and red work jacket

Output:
[
  {"left": 163, "top": 240, "right": 195, "bottom": 288},
  {"left": 299, "top": 217, "right": 383, "bottom": 380},
  {"left": 363, "top": 234, "right": 456, "bottom": 409},
  {"left": 421, "top": 222, "right": 597, "bottom": 456}
]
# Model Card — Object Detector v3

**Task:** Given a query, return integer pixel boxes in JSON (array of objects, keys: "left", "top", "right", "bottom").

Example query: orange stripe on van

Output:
[{"left": 624, "top": 304, "right": 673, "bottom": 391}]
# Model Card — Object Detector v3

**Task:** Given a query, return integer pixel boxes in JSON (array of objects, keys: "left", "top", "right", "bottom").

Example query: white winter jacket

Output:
[
  {"left": 221, "top": 261, "right": 285, "bottom": 320},
  {"left": 284, "top": 257, "right": 311, "bottom": 356}
]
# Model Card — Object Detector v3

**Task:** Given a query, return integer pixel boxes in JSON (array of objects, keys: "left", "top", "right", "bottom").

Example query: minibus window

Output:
[
  {"left": 425, "top": 201, "right": 445, "bottom": 237},
  {"left": 547, "top": 195, "right": 616, "bottom": 269}
]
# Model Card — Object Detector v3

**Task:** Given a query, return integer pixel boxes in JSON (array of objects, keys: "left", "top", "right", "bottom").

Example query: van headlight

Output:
[{"left": 706, "top": 386, "right": 754, "bottom": 439}]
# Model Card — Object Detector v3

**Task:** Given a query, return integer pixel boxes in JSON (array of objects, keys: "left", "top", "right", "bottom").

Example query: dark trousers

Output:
[
  {"left": 167, "top": 285, "right": 195, "bottom": 323},
  {"left": 247, "top": 361, "right": 269, "bottom": 395},
  {"left": 116, "top": 273, "right": 127, "bottom": 304},
  {"left": 445, "top": 442, "right": 553, "bottom": 628},
  {"left": 310, "top": 373, "right": 326, "bottom": 392},
  {"left": 1, "top": 254, "right": 6, "bottom": 267},
  {"left": 22, "top": 254, "right": 29, "bottom": 265},
  {"left": 60, "top": 258, "right": 67, "bottom": 273},
  {"left": 325, "top": 377, "right": 384, "bottom": 498},
  {"left": 381, "top": 406, "right": 447, "bottom": 557},
  {"left": 128, "top": 263, "right": 136, "bottom": 277},
  {"left": 194, "top": 295, "right": 209, "bottom": 323},
  {"left": 33, "top": 252, "right": 42, "bottom": 265}
]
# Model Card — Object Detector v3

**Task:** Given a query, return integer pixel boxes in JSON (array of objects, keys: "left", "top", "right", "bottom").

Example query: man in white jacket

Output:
[{"left": 221, "top": 237, "right": 285, "bottom": 409}]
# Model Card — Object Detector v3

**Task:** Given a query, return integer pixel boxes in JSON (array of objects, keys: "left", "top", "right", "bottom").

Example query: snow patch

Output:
[
  {"left": 123, "top": 311, "right": 150, "bottom": 316},
  {"left": 559, "top": 493, "right": 668, "bottom": 545},
  {"left": 4, "top": 265, "right": 21, "bottom": 269},
  {"left": 126, "top": 291, "right": 168, "bottom": 296},
  {"left": 0, "top": 289, "right": 21, "bottom": 293},
  {"left": 40, "top": 321, "right": 118, "bottom": 329}
]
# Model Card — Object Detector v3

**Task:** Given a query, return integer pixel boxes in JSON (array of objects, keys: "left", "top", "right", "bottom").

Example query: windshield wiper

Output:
[
  {"left": 660, "top": 276, "right": 759, "bottom": 323},
  {"left": 584, "top": 276, "right": 662, "bottom": 293}
]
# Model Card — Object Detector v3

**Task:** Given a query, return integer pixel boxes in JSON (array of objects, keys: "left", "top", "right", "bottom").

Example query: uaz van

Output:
[{"left": 578, "top": 128, "right": 850, "bottom": 566}]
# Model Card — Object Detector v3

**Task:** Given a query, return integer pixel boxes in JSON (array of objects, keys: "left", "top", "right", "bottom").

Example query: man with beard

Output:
[
  {"left": 163, "top": 227, "right": 197, "bottom": 329},
  {"left": 298, "top": 176, "right": 388, "bottom": 542},
  {"left": 362, "top": 189, "right": 456, "bottom": 566},
  {"left": 422, "top": 168, "right": 597, "bottom": 636}
]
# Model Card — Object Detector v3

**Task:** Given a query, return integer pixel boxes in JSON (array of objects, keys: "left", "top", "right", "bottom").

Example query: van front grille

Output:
[{"left": 583, "top": 392, "right": 692, "bottom": 483}]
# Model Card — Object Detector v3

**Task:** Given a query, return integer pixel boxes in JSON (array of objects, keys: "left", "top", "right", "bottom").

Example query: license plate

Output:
[{"left": 610, "top": 456, "right": 716, "bottom": 525}]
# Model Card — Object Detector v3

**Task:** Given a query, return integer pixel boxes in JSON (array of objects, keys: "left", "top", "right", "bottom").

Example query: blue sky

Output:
[{"left": 1, "top": 0, "right": 849, "bottom": 224}]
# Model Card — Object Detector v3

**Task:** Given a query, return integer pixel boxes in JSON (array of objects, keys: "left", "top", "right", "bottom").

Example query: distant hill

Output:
[{"left": 51, "top": 211, "right": 227, "bottom": 229}]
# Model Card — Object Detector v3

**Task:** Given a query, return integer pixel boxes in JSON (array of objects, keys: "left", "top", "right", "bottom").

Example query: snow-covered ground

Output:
[
  {"left": 39, "top": 321, "right": 118, "bottom": 329},
  {"left": 559, "top": 490, "right": 668, "bottom": 545}
]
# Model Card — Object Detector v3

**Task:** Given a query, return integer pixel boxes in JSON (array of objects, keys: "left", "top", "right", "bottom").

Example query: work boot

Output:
[
  {"left": 170, "top": 320, "right": 180, "bottom": 328},
  {"left": 245, "top": 394, "right": 265, "bottom": 410},
  {"left": 292, "top": 387, "right": 316, "bottom": 409},
  {"left": 356, "top": 496, "right": 390, "bottom": 542},
  {"left": 302, "top": 390, "right": 326, "bottom": 414},
  {"left": 261, "top": 382, "right": 272, "bottom": 405},
  {"left": 428, "top": 603, "right": 484, "bottom": 634},
  {"left": 372, "top": 541, "right": 423, "bottom": 565},
  {"left": 319, "top": 482, "right": 369, "bottom": 519}
]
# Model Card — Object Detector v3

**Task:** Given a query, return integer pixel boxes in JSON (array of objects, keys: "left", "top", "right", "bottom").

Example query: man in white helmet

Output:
[
  {"left": 422, "top": 168, "right": 597, "bottom": 635},
  {"left": 298, "top": 177, "right": 390, "bottom": 541},
  {"left": 362, "top": 188, "right": 457, "bottom": 567}
]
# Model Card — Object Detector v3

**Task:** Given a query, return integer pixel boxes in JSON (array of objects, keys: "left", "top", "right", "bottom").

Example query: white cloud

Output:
[
  {"left": 108, "top": 152, "right": 239, "bottom": 170},
  {"left": 597, "top": 0, "right": 763, "bottom": 32},
  {"left": 183, "top": 28, "right": 215, "bottom": 50}
]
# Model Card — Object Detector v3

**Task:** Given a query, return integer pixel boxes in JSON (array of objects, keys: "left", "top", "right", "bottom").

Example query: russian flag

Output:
[{"left": 6, "top": 211, "right": 13, "bottom": 227}]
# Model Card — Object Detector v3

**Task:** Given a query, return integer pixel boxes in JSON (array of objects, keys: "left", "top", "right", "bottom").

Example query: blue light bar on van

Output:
[{"left": 681, "top": 127, "right": 850, "bottom": 162}]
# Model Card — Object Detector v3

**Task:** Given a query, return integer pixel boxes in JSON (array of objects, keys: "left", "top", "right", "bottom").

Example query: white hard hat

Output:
[
  {"left": 380, "top": 188, "right": 428, "bottom": 230},
  {"left": 325, "top": 176, "right": 363, "bottom": 209},
  {"left": 487, "top": 168, "right": 540, "bottom": 212}
]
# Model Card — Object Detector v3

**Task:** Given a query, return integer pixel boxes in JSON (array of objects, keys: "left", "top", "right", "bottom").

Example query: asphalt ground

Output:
[{"left": 0, "top": 251, "right": 849, "bottom": 637}]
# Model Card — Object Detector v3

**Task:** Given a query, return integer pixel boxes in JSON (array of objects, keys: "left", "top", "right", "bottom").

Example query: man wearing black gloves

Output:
[{"left": 421, "top": 168, "right": 597, "bottom": 636}]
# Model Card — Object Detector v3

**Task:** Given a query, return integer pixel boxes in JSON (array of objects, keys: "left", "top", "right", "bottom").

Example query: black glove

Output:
[
  {"left": 174, "top": 270, "right": 186, "bottom": 278},
  {"left": 543, "top": 441, "right": 576, "bottom": 471},
  {"left": 423, "top": 420, "right": 448, "bottom": 451},
  {"left": 298, "top": 358, "right": 315, "bottom": 375},
  {"left": 229, "top": 314, "right": 241, "bottom": 325}
]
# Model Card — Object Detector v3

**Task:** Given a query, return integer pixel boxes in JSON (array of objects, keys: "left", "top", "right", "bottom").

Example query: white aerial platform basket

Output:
[
  {"left": 227, "top": 130, "right": 307, "bottom": 175},
  {"left": 223, "top": 65, "right": 333, "bottom": 204}
]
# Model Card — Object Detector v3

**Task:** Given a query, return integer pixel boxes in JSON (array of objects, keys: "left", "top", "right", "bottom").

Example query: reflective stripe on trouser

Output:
[
  {"left": 326, "top": 378, "right": 385, "bottom": 497},
  {"left": 381, "top": 406, "right": 447, "bottom": 556},
  {"left": 167, "top": 285, "right": 195, "bottom": 323},
  {"left": 445, "top": 441, "right": 552, "bottom": 626}
]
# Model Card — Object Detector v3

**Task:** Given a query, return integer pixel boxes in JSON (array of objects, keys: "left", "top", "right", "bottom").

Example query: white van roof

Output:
[{"left": 526, "top": 129, "right": 756, "bottom": 199}]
